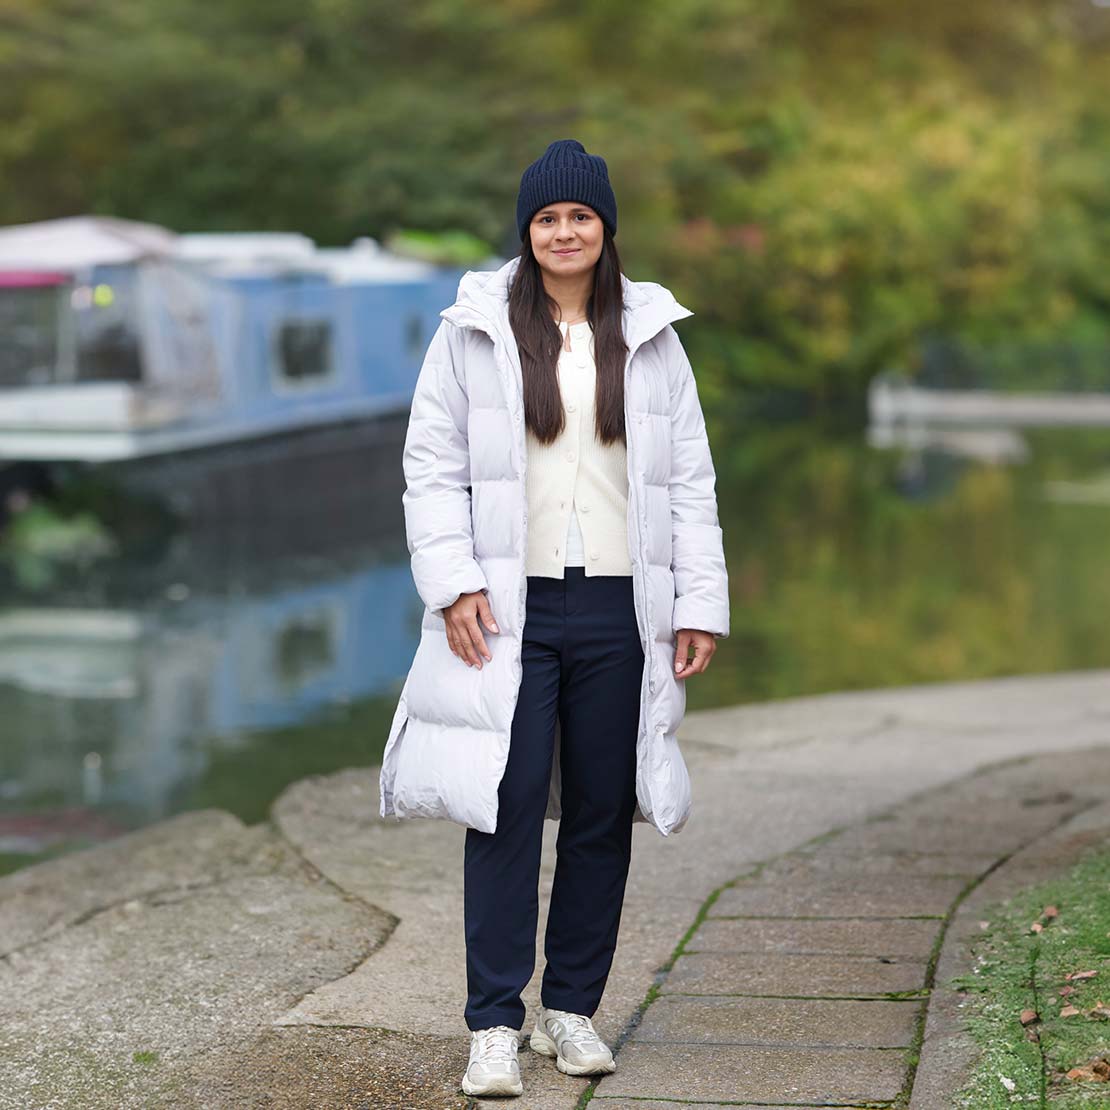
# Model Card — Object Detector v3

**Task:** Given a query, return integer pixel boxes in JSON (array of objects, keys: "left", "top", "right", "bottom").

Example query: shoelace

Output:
[
  {"left": 548, "top": 1009, "right": 598, "bottom": 1043},
  {"left": 474, "top": 1025, "right": 518, "bottom": 1063}
]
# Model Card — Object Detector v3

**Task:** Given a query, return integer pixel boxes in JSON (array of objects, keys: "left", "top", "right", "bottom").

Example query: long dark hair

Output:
[{"left": 507, "top": 228, "right": 629, "bottom": 447}]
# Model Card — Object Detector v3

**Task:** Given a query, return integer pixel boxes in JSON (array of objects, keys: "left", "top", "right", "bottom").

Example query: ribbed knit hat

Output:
[{"left": 516, "top": 139, "right": 617, "bottom": 241}]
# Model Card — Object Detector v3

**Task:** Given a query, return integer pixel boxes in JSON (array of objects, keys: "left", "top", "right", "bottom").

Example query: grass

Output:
[{"left": 947, "top": 843, "right": 1110, "bottom": 1108}]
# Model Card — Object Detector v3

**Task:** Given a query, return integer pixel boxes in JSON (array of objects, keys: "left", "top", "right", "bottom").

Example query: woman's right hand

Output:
[{"left": 444, "top": 591, "right": 499, "bottom": 669}]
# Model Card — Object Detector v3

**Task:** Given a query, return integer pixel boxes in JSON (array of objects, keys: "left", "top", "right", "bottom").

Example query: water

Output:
[{"left": 2, "top": 417, "right": 1108, "bottom": 872}]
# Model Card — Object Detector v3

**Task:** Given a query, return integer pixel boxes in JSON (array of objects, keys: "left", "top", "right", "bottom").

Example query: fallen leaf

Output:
[
  {"left": 1000, "top": 1075, "right": 1016, "bottom": 1092},
  {"left": 1060, "top": 986, "right": 1076, "bottom": 997},
  {"left": 1043, "top": 905, "right": 1059, "bottom": 918},
  {"left": 1060, "top": 1005, "right": 1081, "bottom": 1017},
  {"left": 1065, "top": 1055, "right": 1110, "bottom": 1083},
  {"left": 1030, "top": 922, "right": 1043, "bottom": 934},
  {"left": 1066, "top": 970, "right": 1098, "bottom": 981},
  {"left": 1020, "top": 1009, "right": 1039, "bottom": 1025}
]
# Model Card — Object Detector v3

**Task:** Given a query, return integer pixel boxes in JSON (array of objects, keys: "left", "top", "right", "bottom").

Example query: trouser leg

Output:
[
  {"left": 463, "top": 576, "right": 562, "bottom": 1032},
  {"left": 541, "top": 569, "right": 643, "bottom": 1016}
]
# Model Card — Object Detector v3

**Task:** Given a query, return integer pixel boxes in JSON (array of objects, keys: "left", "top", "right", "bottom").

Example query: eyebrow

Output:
[{"left": 536, "top": 206, "right": 593, "bottom": 214}]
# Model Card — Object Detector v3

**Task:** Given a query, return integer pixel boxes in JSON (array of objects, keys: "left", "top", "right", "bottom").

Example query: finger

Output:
[
  {"left": 447, "top": 621, "right": 481, "bottom": 667},
  {"left": 676, "top": 640, "right": 712, "bottom": 679},
  {"left": 684, "top": 650, "right": 709, "bottom": 676},
  {"left": 674, "top": 632, "right": 693, "bottom": 674},
  {"left": 475, "top": 595, "right": 500, "bottom": 634},
  {"left": 458, "top": 621, "right": 483, "bottom": 667},
  {"left": 464, "top": 616, "right": 492, "bottom": 663},
  {"left": 687, "top": 641, "right": 714, "bottom": 674}
]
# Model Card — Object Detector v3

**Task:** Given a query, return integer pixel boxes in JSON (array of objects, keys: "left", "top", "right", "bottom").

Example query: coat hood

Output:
[{"left": 440, "top": 255, "right": 693, "bottom": 352}]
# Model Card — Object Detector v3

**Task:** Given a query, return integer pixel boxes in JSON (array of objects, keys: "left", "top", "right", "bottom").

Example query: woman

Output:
[{"left": 379, "top": 139, "right": 729, "bottom": 1098}]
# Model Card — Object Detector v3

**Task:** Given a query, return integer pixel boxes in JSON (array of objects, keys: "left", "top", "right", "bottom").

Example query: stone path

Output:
[
  {"left": 588, "top": 748, "right": 1110, "bottom": 1108},
  {"left": 1, "top": 670, "right": 1109, "bottom": 1108}
]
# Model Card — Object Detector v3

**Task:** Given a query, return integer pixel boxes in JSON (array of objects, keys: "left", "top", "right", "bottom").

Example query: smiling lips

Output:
[{"left": 553, "top": 248, "right": 580, "bottom": 255}]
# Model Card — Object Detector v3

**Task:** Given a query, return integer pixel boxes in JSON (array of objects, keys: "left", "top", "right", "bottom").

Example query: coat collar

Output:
[{"left": 439, "top": 254, "right": 693, "bottom": 355}]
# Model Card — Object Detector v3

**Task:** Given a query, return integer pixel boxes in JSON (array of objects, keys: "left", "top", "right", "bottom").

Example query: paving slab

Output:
[
  {"left": 711, "top": 875, "right": 966, "bottom": 919},
  {"left": 632, "top": 994, "right": 920, "bottom": 1047},
  {"left": 822, "top": 816, "right": 1072, "bottom": 857},
  {"left": 594, "top": 1101, "right": 852, "bottom": 1110},
  {"left": 593, "top": 1042, "right": 905, "bottom": 1103},
  {"left": 663, "top": 951, "right": 929, "bottom": 998},
  {"left": 757, "top": 848, "right": 999, "bottom": 878},
  {"left": 690, "top": 915, "right": 940, "bottom": 958},
  {"left": 592, "top": 1103, "right": 846, "bottom": 1109}
]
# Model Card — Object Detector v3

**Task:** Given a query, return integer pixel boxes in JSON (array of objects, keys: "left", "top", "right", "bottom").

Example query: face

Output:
[{"left": 528, "top": 201, "right": 604, "bottom": 278}]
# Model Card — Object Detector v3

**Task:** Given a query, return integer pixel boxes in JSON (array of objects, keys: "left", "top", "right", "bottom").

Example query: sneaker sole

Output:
[
  {"left": 529, "top": 1024, "right": 617, "bottom": 1076},
  {"left": 460, "top": 1072, "right": 523, "bottom": 1097}
]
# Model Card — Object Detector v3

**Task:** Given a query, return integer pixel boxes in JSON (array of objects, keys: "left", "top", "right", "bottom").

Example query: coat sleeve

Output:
[
  {"left": 664, "top": 325, "right": 730, "bottom": 638},
  {"left": 401, "top": 320, "right": 489, "bottom": 616}
]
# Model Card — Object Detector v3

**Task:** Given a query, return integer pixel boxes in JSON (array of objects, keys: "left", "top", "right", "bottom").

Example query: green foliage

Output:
[
  {"left": 688, "top": 423, "right": 1110, "bottom": 710},
  {"left": 0, "top": 0, "right": 1107, "bottom": 398}
]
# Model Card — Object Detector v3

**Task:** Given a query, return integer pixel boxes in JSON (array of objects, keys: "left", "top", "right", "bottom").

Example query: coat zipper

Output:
[{"left": 623, "top": 341, "right": 655, "bottom": 696}]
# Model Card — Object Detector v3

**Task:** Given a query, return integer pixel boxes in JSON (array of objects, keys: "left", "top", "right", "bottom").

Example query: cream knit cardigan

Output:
[{"left": 524, "top": 320, "right": 633, "bottom": 577}]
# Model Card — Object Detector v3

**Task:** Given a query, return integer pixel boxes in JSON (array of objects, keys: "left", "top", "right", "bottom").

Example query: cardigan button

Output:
[
  {"left": 566, "top": 451, "right": 576, "bottom": 462},
  {"left": 567, "top": 403, "right": 577, "bottom": 413},
  {"left": 590, "top": 550, "right": 600, "bottom": 560}
]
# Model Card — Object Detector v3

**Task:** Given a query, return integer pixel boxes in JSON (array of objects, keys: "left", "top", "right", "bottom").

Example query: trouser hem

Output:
[
  {"left": 539, "top": 994, "right": 598, "bottom": 1018},
  {"left": 465, "top": 1010, "right": 525, "bottom": 1033}
]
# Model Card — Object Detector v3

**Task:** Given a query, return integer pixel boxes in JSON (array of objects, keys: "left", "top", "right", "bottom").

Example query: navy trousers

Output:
[{"left": 463, "top": 567, "right": 645, "bottom": 1032}]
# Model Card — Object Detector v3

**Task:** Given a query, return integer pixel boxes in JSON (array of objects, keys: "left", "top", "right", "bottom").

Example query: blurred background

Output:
[{"left": 0, "top": 0, "right": 1108, "bottom": 873}]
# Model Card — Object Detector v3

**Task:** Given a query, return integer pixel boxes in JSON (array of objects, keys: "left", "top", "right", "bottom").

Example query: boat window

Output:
[
  {"left": 0, "top": 283, "right": 66, "bottom": 388},
  {"left": 73, "top": 269, "right": 143, "bottom": 383},
  {"left": 405, "top": 313, "right": 424, "bottom": 361},
  {"left": 275, "top": 318, "right": 333, "bottom": 385}
]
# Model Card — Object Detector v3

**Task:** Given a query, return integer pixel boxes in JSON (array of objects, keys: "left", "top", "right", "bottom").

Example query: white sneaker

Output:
[
  {"left": 461, "top": 1024, "right": 524, "bottom": 1097},
  {"left": 529, "top": 1006, "right": 617, "bottom": 1076}
]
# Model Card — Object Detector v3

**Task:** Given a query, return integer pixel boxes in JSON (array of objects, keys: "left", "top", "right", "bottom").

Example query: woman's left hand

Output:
[{"left": 674, "top": 629, "right": 717, "bottom": 678}]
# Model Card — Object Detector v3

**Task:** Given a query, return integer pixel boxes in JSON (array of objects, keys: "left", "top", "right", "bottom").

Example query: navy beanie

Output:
[{"left": 516, "top": 139, "right": 617, "bottom": 241}]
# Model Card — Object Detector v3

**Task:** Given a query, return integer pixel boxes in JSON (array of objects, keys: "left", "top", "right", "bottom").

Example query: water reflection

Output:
[{"left": 2, "top": 417, "right": 1109, "bottom": 871}]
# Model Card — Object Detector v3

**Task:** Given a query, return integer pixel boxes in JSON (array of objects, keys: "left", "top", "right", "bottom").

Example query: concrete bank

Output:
[{"left": 1, "top": 669, "right": 1109, "bottom": 1108}]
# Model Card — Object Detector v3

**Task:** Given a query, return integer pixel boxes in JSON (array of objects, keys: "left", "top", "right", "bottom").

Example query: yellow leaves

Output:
[{"left": 915, "top": 121, "right": 975, "bottom": 172}]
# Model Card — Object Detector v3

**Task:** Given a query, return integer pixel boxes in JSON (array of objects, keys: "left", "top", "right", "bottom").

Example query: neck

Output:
[{"left": 543, "top": 268, "right": 593, "bottom": 323}]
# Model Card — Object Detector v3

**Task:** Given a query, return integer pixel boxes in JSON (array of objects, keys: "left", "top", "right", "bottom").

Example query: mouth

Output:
[{"left": 552, "top": 248, "right": 580, "bottom": 256}]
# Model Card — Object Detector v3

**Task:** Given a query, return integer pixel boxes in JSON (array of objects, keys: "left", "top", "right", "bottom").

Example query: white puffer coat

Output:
[{"left": 379, "top": 256, "right": 729, "bottom": 837}]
